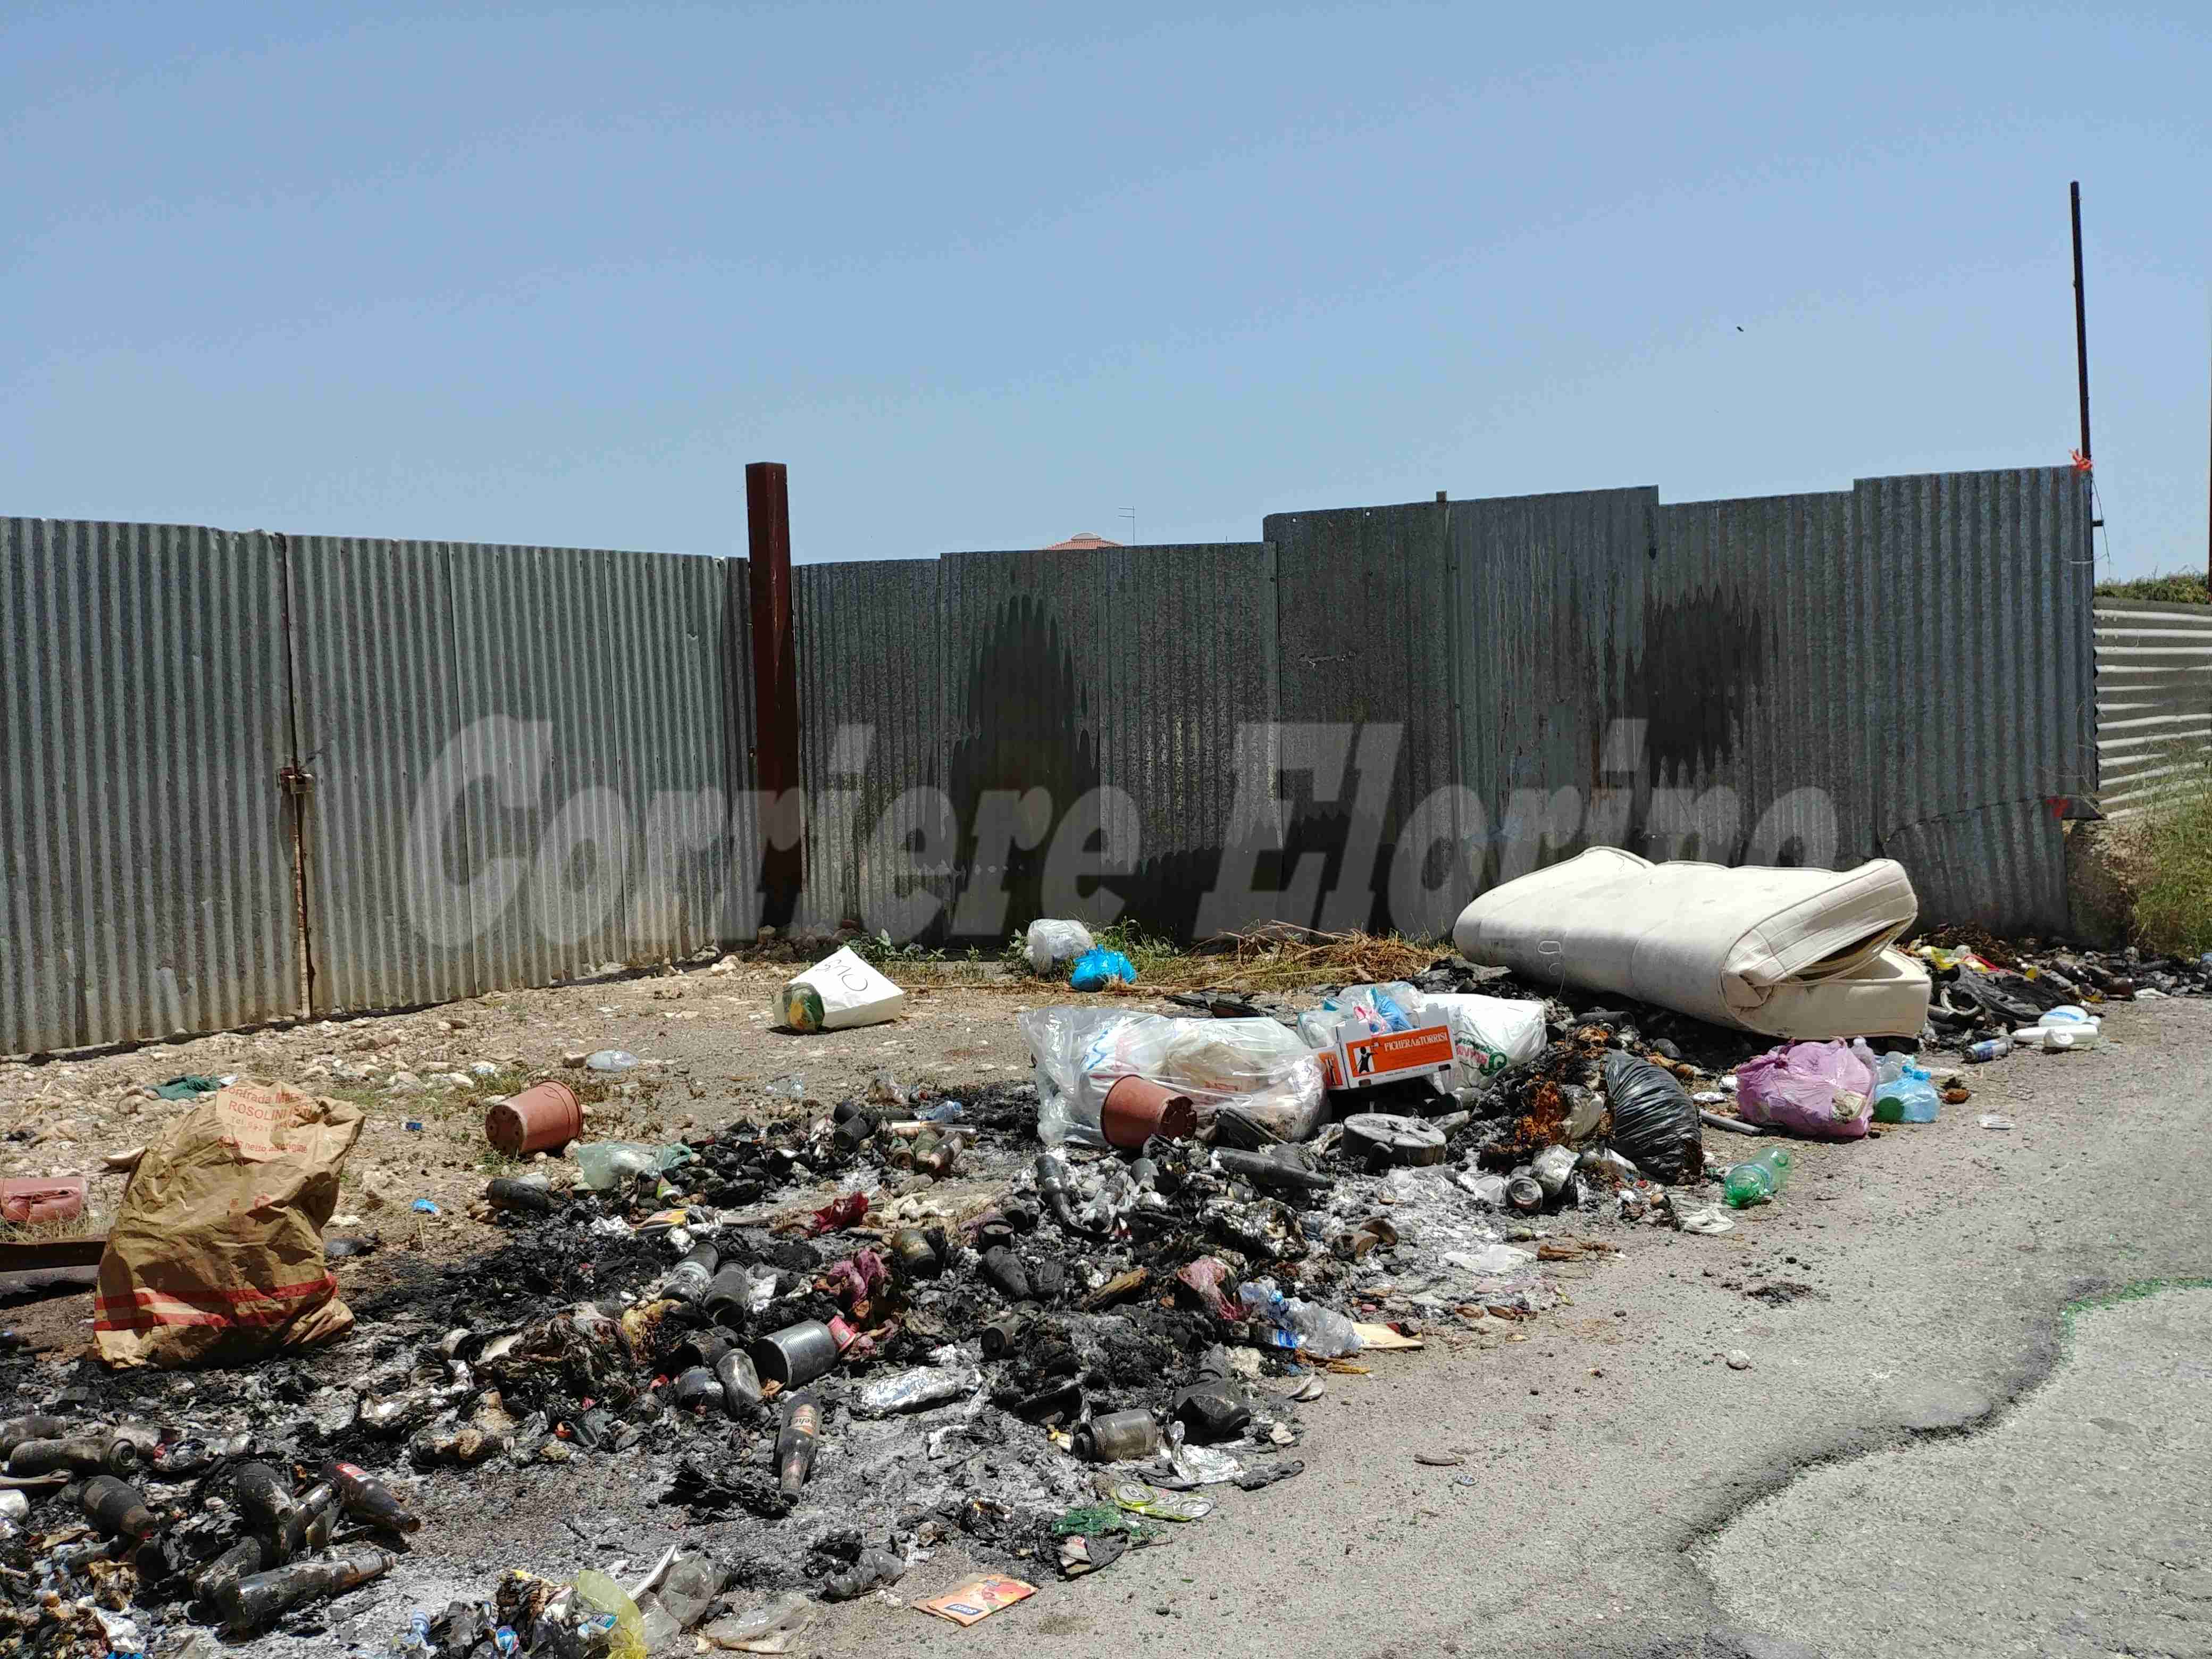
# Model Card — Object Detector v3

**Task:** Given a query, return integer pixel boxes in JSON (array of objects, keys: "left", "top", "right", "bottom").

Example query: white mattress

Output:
[{"left": 1449, "top": 848, "right": 1930, "bottom": 1040}]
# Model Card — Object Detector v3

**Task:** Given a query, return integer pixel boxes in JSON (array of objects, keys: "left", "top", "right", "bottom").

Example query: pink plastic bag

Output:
[{"left": 1733, "top": 1040, "right": 1877, "bottom": 1139}]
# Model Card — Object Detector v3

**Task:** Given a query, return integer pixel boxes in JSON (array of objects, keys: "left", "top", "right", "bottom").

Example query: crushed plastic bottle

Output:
[
  {"left": 765, "top": 1075, "right": 806, "bottom": 1101},
  {"left": 585, "top": 1050, "right": 639, "bottom": 1073},
  {"left": 702, "top": 1593, "right": 814, "bottom": 1652},
  {"left": 1721, "top": 1145, "right": 1795, "bottom": 1208},
  {"left": 572, "top": 1142, "right": 693, "bottom": 1191},
  {"left": 1236, "top": 1278, "right": 1362, "bottom": 1357}
]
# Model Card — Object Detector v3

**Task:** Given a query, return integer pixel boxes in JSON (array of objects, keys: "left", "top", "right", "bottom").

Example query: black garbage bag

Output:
[
  {"left": 1949, "top": 966, "right": 2070, "bottom": 1028},
  {"left": 1602, "top": 1052, "right": 1702, "bottom": 1184}
]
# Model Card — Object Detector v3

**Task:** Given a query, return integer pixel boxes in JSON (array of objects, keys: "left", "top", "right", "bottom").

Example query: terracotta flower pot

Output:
[
  {"left": 1100, "top": 1076, "right": 1198, "bottom": 1149},
  {"left": 483, "top": 1081, "right": 582, "bottom": 1158}
]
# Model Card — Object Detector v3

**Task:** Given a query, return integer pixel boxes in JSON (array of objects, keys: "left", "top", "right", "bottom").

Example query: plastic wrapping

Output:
[
  {"left": 1734, "top": 1040, "right": 1878, "bottom": 1139},
  {"left": 1418, "top": 993, "right": 1548, "bottom": 1095},
  {"left": 1601, "top": 1052, "right": 1702, "bottom": 1185},
  {"left": 1025, "top": 919, "right": 1095, "bottom": 974},
  {"left": 1020, "top": 1009, "right": 1328, "bottom": 1147},
  {"left": 775, "top": 947, "right": 906, "bottom": 1033}
]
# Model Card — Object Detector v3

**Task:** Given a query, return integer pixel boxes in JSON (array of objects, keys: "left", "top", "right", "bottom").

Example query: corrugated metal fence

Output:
[
  {"left": 2093, "top": 597, "right": 2212, "bottom": 818},
  {"left": 3, "top": 520, "right": 755, "bottom": 1053},
  {"left": 2, "top": 465, "right": 2096, "bottom": 1053}
]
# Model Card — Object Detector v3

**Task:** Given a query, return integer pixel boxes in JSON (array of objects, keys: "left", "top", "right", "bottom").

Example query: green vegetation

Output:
[
  {"left": 2129, "top": 762, "right": 2212, "bottom": 958},
  {"left": 2094, "top": 570, "right": 2209, "bottom": 604}
]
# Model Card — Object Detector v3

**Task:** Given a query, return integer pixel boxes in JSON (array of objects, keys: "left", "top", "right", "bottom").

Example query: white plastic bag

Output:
[
  {"left": 776, "top": 946, "right": 906, "bottom": 1033},
  {"left": 1024, "top": 919, "right": 1095, "bottom": 974},
  {"left": 1018, "top": 1009, "right": 1328, "bottom": 1146},
  {"left": 1419, "top": 993, "right": 1548, "bottom": 1095}
]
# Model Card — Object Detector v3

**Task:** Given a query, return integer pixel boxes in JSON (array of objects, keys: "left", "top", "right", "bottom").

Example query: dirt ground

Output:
[{"left": 0, "top": 960, "right": 1211, "bottom": 1354}]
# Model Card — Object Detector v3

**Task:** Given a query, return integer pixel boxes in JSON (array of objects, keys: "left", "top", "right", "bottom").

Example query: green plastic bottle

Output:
[{"left": 1722, "top": 1146, "right": 1794, "bottom": 1209}]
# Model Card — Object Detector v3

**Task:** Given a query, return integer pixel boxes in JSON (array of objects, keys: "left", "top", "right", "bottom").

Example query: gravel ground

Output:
[
  {"left": 9, "top": 971, "right": 2208, "bottom": 1657},
  {"left": 2, "top": 958, "right": 1104, "bottom": 1298}
]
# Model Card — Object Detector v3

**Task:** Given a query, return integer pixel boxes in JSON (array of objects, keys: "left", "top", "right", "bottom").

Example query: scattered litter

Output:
[
  {"left": 916, "top": 1578, "right": 1036, "bottom": 1627},
  {"left": 585, "top": 1049, "right": 640, "bottom": 1073},
  {"left": 150, "top": 1074, "right": 225, "bottom": 1101},
  {"left": 777, "top": 946, "right": 906, "bottom": 1032},
  {"left": 1026, "top": 919, "right": 1095, "bottom": 974},
  {"left": 1069, "top": 947, "right": 1136, "bottom": 991},
  {"left": 411, "top": 1198, "right": 441, "bottom": 1214},
  {"left": 1978, "top": 1113, "right": 2016, "bottom": 1131},
  {"left": 1724, "top": 1350, "right": 1754, "bottom": 1370},
  {"left": 93, "top": 1082, "right": 362, "bottom": 1368}
]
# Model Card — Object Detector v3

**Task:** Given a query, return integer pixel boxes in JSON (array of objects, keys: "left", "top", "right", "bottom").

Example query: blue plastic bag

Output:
[{"left": 1069, "top": 948, "right": 1136, "bottom": 991}]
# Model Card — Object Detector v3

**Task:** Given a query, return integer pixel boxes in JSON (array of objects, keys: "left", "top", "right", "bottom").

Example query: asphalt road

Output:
[{"left": 832, "top": 995, "right": 2212, "bottom": 1659}]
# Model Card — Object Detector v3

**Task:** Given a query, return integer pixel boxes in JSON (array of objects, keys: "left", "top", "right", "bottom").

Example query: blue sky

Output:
[{"left": 4, "top": 3, "right": 2206, "bottom": 571}]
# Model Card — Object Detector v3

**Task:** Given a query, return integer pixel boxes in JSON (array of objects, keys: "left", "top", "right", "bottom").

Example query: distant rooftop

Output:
[{"left": 1042, "top": 532, "right": 1122, "bottom": 551}]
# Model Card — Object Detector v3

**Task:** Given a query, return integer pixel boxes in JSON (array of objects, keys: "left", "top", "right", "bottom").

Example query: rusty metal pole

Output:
[
  {"left": 747, "top": 462, "right": 803, "bottom": 925},
  {"left": 2071, "top": 181, "right": 2092, "bottom": 465}
]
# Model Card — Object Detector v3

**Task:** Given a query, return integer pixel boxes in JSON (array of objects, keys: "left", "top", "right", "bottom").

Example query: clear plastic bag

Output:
[
  {"left": 1735, "top": 1040, "right": 1877, "bottom": 1139},
  {"left": 1025, "top": 919, "right": 1095, "bottom": 974},
  {"left": 1019, "top": 1009, "right": 1328, "bottom": 1146},
  {"left": 1418, "top": 993, "right": 1548, "bottom": 1095}
]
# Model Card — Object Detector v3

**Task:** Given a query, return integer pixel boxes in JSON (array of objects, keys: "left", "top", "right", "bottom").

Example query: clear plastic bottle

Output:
[
  {"left": 705, "top": 1594, "right": 814, "bottom": 1651},
  {"left": 1237, "top": 1278, "right": 1362, "bottom": 1357},
  {"left": 585, "top": 1050, "right": 639, "bottom": 1073}
]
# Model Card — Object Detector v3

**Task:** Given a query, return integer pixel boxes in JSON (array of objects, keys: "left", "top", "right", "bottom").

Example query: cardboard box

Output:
[{"left": 1314, "top": 1023, "right": 1454, "bottom": 1091}]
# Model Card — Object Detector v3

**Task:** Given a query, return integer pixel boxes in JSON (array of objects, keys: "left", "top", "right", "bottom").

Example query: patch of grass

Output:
[
  {"left": 0, "top": 1211, "right": 108, "bottom": 1245},
  {"left": 477, "top": 1147, "right": 525, "bottom": 1177},
  {"left": 2094, "top": 570, "right": 2210, "bottom": 604},
  {"left": 2125, "top": 762, "right": 2212, "bottom": 958}
]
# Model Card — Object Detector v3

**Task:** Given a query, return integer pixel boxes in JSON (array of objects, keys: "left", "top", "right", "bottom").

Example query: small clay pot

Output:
[
  {"left": 483, "top": 1082, "right": 582, "bottom": 1157},
  {"left": 1100, "top": 1077, "right": 1197, "bottom": 1150}
]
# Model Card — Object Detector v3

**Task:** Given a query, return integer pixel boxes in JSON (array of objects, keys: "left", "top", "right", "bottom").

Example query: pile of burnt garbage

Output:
[{"left": 7, "top": 941, "right": 2201, "bottom": 1656}]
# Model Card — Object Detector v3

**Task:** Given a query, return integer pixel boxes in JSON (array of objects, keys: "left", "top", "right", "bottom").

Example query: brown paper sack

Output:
[{"left": 94, "top": 1080, "right": 364, "bottom": 1368}]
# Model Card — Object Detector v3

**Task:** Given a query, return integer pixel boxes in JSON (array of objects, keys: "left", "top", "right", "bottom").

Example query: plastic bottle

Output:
[
  {"left": 572, "top": 1142, "right": 662, "bottom": 1191},
  {"left": 584, "top": 1050, "right": 639, "bottom": 1073},
  {"left": 571, "top": 1571, "right": 647, "bottom": 1659},
  {"left": 219, "top": 1545, "right": 394, "bottom": 1632},
  {"left": 1722, "top": 1146, "right": 1794, "bottom": 1208},
  {"left": 776, "top": 1395, "right": 820, "bottom": 1498},
  {"left": 656, "top": 1551, "right": 725, "bottom": 1629},
  {"left": 705, "top": 1594, "right": 814, "bottom": 1652},
  {"left": 1872, "top": 1054, "right": 1941, "bottom": 1123},
  {"left": 390, "top": 1612, "right": 433, "bottom": 1658},
  {"left": 322, "top": 1460, "right": 421, "bottom": 1533},
  {"left": 821, "top": 1548, "right": 906, "bottom": 1602},
  {"left": 1236, "top": 1278, "right": 1362, "bottom": 1357}
]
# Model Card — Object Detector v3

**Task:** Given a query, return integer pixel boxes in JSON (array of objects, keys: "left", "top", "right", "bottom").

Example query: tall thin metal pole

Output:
[
  {"left": 2071, "top": 181, "right": 2091, "bottom": 463},
  {"left": 747, "top": 462, "right": 803, "bottom": 926}
]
